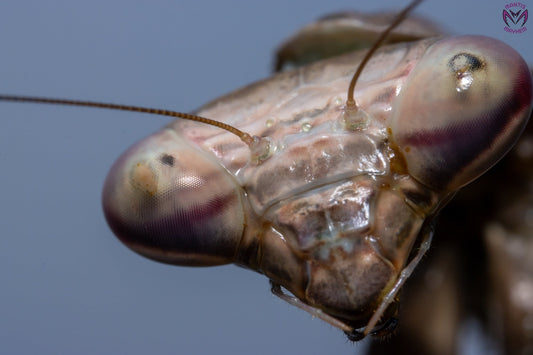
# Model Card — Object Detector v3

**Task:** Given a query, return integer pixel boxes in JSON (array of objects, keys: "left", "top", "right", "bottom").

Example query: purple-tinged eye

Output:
[
  {"left": 102, "top": 129, "right": 245, "bottom": 266},
  {"left": 390, "top": 35, "right": 532, "bottom": 191}
]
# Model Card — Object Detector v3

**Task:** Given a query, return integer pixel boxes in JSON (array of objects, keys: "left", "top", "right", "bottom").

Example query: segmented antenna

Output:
[
  {"left": 0, "top": 95, "right": 271, "bottom": 163},
  {"left": 342, "top": 0, "right": 423, "bottom": 129}
]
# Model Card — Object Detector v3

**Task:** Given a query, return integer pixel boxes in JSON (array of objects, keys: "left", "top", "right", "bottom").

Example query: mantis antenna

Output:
[
  {"left": 0, "top": 95, "right": 271, "bottom": 163},
  {"left": 342, "top": 0, "right": 423, "bottom": 129}
]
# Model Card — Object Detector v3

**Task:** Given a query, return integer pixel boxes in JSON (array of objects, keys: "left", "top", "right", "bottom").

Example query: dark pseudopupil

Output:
[
  {"left": 160, "top": 154, "right": 175, "bottom": 167},
  {"left": 449, "top": 53, "right": 483, "bottom": 72}
]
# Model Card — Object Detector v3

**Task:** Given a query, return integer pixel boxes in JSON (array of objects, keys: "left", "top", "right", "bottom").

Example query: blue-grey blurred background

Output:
[{"left": 0, "top": 1, "right": 531, "bottom": 354}]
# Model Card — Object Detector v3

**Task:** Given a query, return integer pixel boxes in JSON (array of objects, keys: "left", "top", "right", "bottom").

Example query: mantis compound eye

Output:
[
  {"left": 389, "top": 35, "right": 532, "bottom": 191},
  {"left": 102, "top": 129, "right": 245, "bottom": 266}
]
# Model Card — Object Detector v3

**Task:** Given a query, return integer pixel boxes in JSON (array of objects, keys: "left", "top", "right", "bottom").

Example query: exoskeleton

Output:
[
  {"left": 98, "top": 9, "right": 533, "bottom": 340},
  {"left": 1, "top": 1, "right": 532, "bottom": 344}
]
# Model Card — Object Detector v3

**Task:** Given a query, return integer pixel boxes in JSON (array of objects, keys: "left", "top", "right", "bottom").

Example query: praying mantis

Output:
[{"left": 0, "top": 1, "right": 531, "bottom": 354}]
